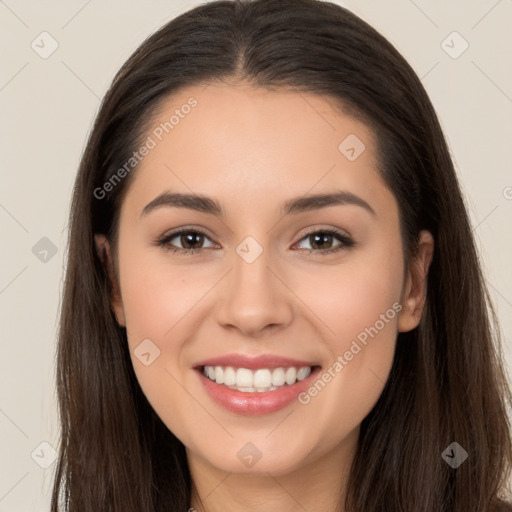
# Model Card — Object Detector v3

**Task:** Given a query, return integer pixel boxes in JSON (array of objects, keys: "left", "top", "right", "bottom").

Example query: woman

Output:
[{"left": 51, "top": 0, "right": 512, "bottom": 510}]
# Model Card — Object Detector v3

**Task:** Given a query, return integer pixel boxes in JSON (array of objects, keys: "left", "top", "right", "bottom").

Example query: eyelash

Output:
[{"left": 157, "top": 227, "right": 355, "bottom": 256}]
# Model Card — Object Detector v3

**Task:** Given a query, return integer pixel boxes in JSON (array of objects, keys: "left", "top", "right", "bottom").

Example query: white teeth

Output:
[
  {"left": 285, "top": 367, "right": 297, "bottom": 385},
  {"left": 253, "top": 369, "right": 272, "bottom": 388},
  {"left": 271, "top": 368, "right": 286, "bottom": 386},
  {"left": 223, "top": 366, "right": 236, "bottom": 386},
  {"left": 236, "top": 368, "right": 253, "bottom": 388},
  {"left": 297, "top": 366, "right": 311, "bottom": 381},
  {"left": 202, "top": 365, "right": 313, "bottom": 392},
  {"left": 214, "top": 366, "right": 224, "bottom": 384}
]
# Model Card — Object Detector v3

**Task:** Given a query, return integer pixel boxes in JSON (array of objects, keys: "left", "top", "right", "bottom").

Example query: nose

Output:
[{"left": 215, "top": 245, "right": 294, "bottom": 338}]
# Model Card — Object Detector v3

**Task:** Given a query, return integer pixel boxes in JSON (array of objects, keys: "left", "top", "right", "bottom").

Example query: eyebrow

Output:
[{"left": 140, "top": 189, "right": 376, "bottom": 218}]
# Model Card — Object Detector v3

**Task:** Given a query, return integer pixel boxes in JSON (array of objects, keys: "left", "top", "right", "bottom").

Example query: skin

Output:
[{"left": 96, "top": 81, "right": 434, "bottom": 512}]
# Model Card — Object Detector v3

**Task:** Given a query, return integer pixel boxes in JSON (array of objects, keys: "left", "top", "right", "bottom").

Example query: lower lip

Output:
[{"left": 196, "top": 367, "right": 321, "bottom": 416}]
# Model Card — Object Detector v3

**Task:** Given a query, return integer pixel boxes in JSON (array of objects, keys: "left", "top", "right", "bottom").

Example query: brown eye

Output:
[
  {"left": 158, "top": 228, "right": 216, "bottom": 254},
  {"left": 309, "top": 232, "right": 335, "bottom": 250},
  {"left": 179, "top": 232, "right": 205, "bottom": 250},
  {"left": 295, "top": 229, "right": 355, "bottom": 255}
]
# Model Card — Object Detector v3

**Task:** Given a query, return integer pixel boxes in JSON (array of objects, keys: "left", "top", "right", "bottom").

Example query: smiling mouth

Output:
[{"left": 198, "top": 364, "right": 322, "bottom": 393}]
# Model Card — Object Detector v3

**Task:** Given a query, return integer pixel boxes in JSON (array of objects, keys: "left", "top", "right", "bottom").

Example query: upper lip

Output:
[{"left": 194, "top": 353, "right": 320, "bottom": 370}]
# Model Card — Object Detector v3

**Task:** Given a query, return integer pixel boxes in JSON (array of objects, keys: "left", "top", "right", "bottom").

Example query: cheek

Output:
[
  {"left": 114, "top": 241, "right": 193, "bottom": 382},
  {"left": 305, "top": 245, "right": 403, "bottom": 347},
  {"left": 118, "top": 255, "right": 205, "bottom": 433},
  {"left": 297, "top": 246, "right": 403, "bottom": 432},
  {"left": 119, "top": 247, "right": 207, "bottom": 343}
]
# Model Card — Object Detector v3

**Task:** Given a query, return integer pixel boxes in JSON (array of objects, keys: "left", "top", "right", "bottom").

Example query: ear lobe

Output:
[
  {"left": 94, "top": 234, "right": 126, "bottom": 327},
  {"left": 398, "top": 230, "right": 434, "bottom": 333}
]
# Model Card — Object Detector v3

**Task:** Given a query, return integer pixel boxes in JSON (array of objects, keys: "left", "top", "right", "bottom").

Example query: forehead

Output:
[{"left": 120, "top": 82, "right": 394, "bottom": 222}]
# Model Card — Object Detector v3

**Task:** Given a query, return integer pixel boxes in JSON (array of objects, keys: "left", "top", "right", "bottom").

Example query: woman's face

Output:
[{"left": 98, "top": 82, "right": 431, "bottom": 477}]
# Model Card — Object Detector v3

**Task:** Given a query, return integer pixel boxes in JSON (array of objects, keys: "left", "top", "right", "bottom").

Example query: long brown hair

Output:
[{"left": 51, "top": 0, "right": 512, "bottom": 510}]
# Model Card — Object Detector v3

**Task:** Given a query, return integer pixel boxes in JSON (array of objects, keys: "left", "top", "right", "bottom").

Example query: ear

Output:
[
  {"left": 94, "top": 234, "right": 126, "bottom": 327},
  {"left": 398, "top": 230, "right": 434, "bottom": 333}
]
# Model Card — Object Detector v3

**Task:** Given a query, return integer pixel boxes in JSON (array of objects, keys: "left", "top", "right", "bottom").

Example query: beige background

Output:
[{"left": 1, "top": 0, "right": 511, "bottom": 509}]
